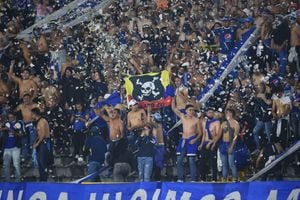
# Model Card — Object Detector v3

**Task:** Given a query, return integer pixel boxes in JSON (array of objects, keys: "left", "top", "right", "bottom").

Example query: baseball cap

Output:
[{"left": 128, "top": 99, "right": 138, "bottom": 107}]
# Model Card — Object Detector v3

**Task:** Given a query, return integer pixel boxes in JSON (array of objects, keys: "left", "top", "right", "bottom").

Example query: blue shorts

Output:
[{"left": 176, "top": 135, "right": 199, "bottom": 156}]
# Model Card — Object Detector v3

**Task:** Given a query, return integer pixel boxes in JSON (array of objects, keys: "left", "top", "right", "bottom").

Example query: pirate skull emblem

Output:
[{"left": 141, "top": 81, "right": 155, "bottom": 96}]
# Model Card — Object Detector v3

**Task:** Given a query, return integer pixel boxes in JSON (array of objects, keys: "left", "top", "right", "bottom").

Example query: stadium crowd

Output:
[{"left": 0, "top": 0, "right": 299, "bottom": 182}]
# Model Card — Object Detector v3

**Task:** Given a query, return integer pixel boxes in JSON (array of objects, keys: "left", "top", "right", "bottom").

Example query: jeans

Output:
[
  {"left": 87, "top": 161, "right": 102, "bottom": 182},
  {"left": 177, "top": 150, "right": 197, "bottom": 182},
  {"left": 113, "top": 162, "right": 131, "bottom": 182},
  {"left": 21, "top": 123, "right": 37, "bottom": 158},
  {"left": 220, "top": 152, "right": 237, "bottom": 181},
  {"left": 137, "top": 157, "right": 153, "bottom": 182},
  {"left": 253, "top": 120, "right": 272, "bottom": 149},
  {"left": 290, "top": 112, "right": 300, "bottom": 140},
  {"left": 26, "top": 123, "right": 37, "bottom": 147},
  {"left": 3, "top": 147, "right": 21, "bottom": 182}
]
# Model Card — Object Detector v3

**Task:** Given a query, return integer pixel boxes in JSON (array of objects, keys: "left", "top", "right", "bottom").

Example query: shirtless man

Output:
[
  {"left": 8, "top": 61, "right": 38, "bottom": 100},
  {"left": 289, "top": 11, "right": 300, "bottom": 72},
  {"left": 32, "top": 108, "right": 53, "bottom": 181},
  {"left": 147, "top": 107, "right": 164, "bottom": 180},
  {"left": 174, "top": 77, "right": 188, "bottom": 112},
  {"left": 97, "top": 106, "right": 124, "bottom": 142},
  {"left": 272, "top": 86, "right": 291, "bottom": 148},
  {"left": 218, "top": 108, "right": 240, "bottom": 182},
  {"left": 172, "top": 101, "right": 201, "bottom": 182},
  {"left": 16, "top": 93, "right": 40, "bottom": 159},
  {"left": 198, "top": 107, "right": 220, "bottom": 181},
  {"left": 127, "top": 99, "right": 147, "bottom": 151}
]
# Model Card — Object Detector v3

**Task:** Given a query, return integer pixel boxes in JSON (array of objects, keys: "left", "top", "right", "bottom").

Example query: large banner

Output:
[
  {"left": 0, "top": 181, "right": 299, "bottom": 200},
  {"left": 124, "top": 70, "right": 172, "bottom": 109}
]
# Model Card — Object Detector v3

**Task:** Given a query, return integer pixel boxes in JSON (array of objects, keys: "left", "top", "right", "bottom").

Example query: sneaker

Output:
[{"left": 177, "top": 180, "right": 183, "bottom": 182}]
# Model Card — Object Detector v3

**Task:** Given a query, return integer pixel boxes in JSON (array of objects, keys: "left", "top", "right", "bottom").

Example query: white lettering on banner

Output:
[
  {"left": 152, "top": 189, "right": 161, "bottom": 200},
  {"left": 223, "top": 191, "right": 241, "bottom": 200},
  {"left": 89, "top": 193, "right": 96, "bottom": 200},
  {"left": 7, "top": 190, "right": 13, "bottom": 200},
  {"left": 116, "top": 192, "right": 122, "bottom": 200},
  {"left": 131, "top": 189, "right": 147, "bottom": 200},
  {"left": 58, "top": 192, "right": 68, "bottom": 200},
  {"left": 29, "top": 192, "right": 47, "bottom": 200},
  {"left": 180, "top": 192, "right": 191, "bottom": 200},
  {"left": 267, "top": 190, "right": 278, "bottom": 200},
  {"left": 18, "top": 190, "right": 23, "bottom": 200},
  {"left": 287, "top": 189, "right": 300, "bottom": 200},
  {"left": 165, "top": 190, "right": 176, "bottom": 200},
  {"left": 103, "top": 193, "right": 109, "bottom": 200},
  {"left": 200, "top": 194, "right": 216, "bottom": 200}
]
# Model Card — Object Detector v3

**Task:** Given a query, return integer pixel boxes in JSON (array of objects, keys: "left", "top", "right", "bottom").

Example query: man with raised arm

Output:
[
  {"left": 96, "top": 105, "right": 124, "bottom": 142},
  {"left": 172, "top": 100, "right": 201, "bottom": 182},
  {"left": 127, "top": 99, "right": 147, "bottom": 151},
  {"left": 8, "top": 61, "right": 38, "bottom": 100}
]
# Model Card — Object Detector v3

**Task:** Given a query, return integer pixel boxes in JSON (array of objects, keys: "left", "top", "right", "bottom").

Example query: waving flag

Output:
[{"left": 125, "top": 70, "right": 171, "bottom": 108}]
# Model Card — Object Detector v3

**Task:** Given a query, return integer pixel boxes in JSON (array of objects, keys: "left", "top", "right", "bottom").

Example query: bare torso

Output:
[
  {"left": 175, "top": 87, "right": 188, "bottom": 110},
  {"left": 109, "top": 119, "right": 124, "bottom": 141},
  {"left": 222, "top": 119, "right": 239, "bottom": 142},
  {"left": 128, "top": 109, "right": 146, "bottom": 130},
  {"left": 182, "top": 116, "right": 199, "bottom": 138},
  {"left": 19, "top": 103, "right": 38, "bottom": 123},
  {"left": 291, "top": 23, "right": 300, "bottom": 47},
  {"left": 273, "top": 98, "right": 290, "bottom": 118},
  {"left": 203, "top": 119, "right": 219, "bottom": 142},
  {"left": 153, "top": 124, "right": 164, "bottom": 144},
  {"left": 37, "top": 118, "right": 51, "bottom": 140}
]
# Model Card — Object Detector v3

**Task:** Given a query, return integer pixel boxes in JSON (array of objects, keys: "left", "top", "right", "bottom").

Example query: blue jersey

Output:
[
  {"left": 214, "top": 26, "right": 237, "bottom": 54},
  {"left": 73, "top": 111, "right": 87, "bottom": 132}
]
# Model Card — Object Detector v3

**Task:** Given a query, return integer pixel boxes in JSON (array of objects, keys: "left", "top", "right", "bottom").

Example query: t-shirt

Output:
[
  {"left": 85, "top": 135, "right": 107, "bottom": 163},
  {"left": 73, "top": 111, "right": 86, "bottom": 131},
  {"left": 214, "top": 26, "right": 237, "bottom": 54},
  {"left": 137, "top": 135, "right": 156, "bottom": 157},
  {"left": 4, "top": 122, "right": 17, "bottom": 149}
]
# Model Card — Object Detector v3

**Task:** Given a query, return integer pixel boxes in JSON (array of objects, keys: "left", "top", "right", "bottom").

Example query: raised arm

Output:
[
  {"left": 171, "top": 98, "right": 183, "bottom": 118},
  {"left": 8, "top": 61, "right": 21, "bottom": 84},
  {"left": 99, "top": 108, "right": 110, "bottom": 122}
]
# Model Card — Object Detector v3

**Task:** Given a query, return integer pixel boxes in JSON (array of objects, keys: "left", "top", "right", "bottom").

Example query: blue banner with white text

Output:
[{"left": 0, "top": 181, "right": 299, "bottom": 200}]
